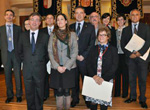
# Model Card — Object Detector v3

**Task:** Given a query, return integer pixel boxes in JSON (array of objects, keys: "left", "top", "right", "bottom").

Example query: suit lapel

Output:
[
  {"left": 13, "top": 25, "right": 17, "bottom": 48},
  {"left": 79, "top": 22, "right": 88, "bottom": 37},
  {"left": 137, "top": 23, "right": 141, "bottom": 35},
  {"left": 3, "top": 25, "right": 8, "bottom": 46},
  {"left": 35, "top": 31, "right": 42, "bottom": 50}
]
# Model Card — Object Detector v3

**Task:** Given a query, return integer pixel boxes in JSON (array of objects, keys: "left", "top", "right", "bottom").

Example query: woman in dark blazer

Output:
[
  {"left": 101, "top": 13, "right": 117, "bottom": 47},
  {"left": 85, "top": 26, "right": 118, "bottom": 110},
  {"left": 48, "top": 13, "right": 78, "bottom": 110}
]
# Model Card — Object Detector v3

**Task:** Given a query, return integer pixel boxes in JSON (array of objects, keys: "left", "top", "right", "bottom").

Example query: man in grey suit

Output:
[
  {"left": 18, "top": 12, "right": 49, "bottom": 110},
  {"left": 121, "top": 9, "right": 150, "bottom": 109},
  {"left": 0, "top": 9, "right": 22, "bottom": 103}
]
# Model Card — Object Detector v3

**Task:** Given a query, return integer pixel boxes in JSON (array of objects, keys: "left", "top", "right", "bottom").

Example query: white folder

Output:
[{"left": 82, "top": 76, "right": 113, "bottom": 102}]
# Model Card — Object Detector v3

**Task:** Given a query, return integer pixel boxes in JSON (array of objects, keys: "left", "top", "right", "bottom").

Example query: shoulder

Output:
[
  {"left": 39, "top": 30, "right": 49, "bottom": 37},
  {"left": 0, "top": 25, "right": 5, "bottom": 32},
  {"left": 139, "top": 23, "right": 149, "bottom": 28},
  {"left": 40, "top": 27, "right": 47, "bottom": 31},
  {"left": 108, "top": 45, "right": 118, "bottom": 52},
  {"left": 13, "top": 24, "right": 21, "bottom": 29}
]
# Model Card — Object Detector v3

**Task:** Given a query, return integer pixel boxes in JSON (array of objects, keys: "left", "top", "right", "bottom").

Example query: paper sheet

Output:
[{"left": 82, "top": 76, "right": 113, "bottom": 102}]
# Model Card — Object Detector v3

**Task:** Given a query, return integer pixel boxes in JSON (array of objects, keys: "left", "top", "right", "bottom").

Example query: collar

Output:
[
  {"left": 132, "top": 22, "right": 139, "bottom": 27},
  {"left": 76, "top": 20, "right": 84, "bottom": 26},
  {"left": 30, "top": 29, "right": 39, "bottom": 35},
  {"left": 6, "top": 23, "right": 13, "bottom": 27},
  {"left": 48, "top": 25, "right": 54, "bottom": 30}
]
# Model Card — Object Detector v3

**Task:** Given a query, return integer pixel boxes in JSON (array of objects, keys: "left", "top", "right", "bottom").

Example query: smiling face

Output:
[
  {"left": 130, "top": 10, "right": 141, "bottom": 23},
  {"left": 117, "top": 16, "right": 125, "bottom": 27},
  {"left": 56, "top": 15, "right": 67, "bottom": 30},
  {"left": 24, "top": 20, "right": 30, "bottom": 30},
  {"left": 102, "top": 16, "right": 110, "bottom": 26},
  {"left": 4, "top": 11, "right": 15, "bottom": 23},
  {"left": 98, "top": 31, "right": 109, "bottom": 45},
  {"left": 29, "top": 15, "right": 41, "bottom": 31},
  {"left": 74, "top": 8, "right": 86, "bottom": 22},
  {"left": 89, "top": 12, "right": 100, "bottom": 26},
  {"left": 45, "top": 14, "right": 54, "bottom": 26}
]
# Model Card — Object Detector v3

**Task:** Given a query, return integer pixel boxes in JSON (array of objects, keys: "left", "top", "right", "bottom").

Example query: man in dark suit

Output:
[
  {"left": 18, "top": 12, "right": 49, "bottom": 110},
  {"left": 40, "top": 14, "right": 54, "bottom": 101},
  {"left": 121, "top": 9, "right": 150, "bottom": 109},
  {"left": 69, "top": 6, "right": 96, "bottom": 107},
  {"left": 0, "top": 9, "right": 22, "bottom": 103}
]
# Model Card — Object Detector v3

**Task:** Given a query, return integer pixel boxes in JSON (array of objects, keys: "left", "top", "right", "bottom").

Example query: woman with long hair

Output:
[{"left": 48, "top": 13, "right": 78, "bottom": 110}]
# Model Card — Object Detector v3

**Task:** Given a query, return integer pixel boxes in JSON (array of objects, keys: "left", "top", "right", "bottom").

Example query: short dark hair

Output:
[
  {"left": 46, "top": 14, "right": 55, "bottom": 19},
  {"left": 75, "top": 6, "right": 85, "bottom": 13},
  {"left": 5, "top": 9, "right": 15, "bottom": 17},
  {"left": 29, "top": 12, "right": 42, "bottom": 21},
  {"left": 101, "top": 13, "right": 111, "bottom": 20},
  {"left": 116, "top": 14, "right": 126, "bottom": 21}
]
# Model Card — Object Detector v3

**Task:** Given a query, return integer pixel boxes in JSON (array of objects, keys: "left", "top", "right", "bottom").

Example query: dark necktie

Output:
[
  {"left": 134, "top": 24, "right": 137, "bottom": 34},
  {"left": 31, "top": 32, "right": 35, "bottom": 54},
  {"left": 7, "top": 25, "right": 13, "bottom": 52},
  {"left": 76, "top": 23, "right": 81, "bottom": 36}
]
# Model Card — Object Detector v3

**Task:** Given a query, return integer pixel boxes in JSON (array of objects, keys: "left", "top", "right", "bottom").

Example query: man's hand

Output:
[
  {"left": 135, "top": 51, "right": 141, "bottom": 57},
  {"left": 130, "top": 53, "right": 137, "bottom": 59}
]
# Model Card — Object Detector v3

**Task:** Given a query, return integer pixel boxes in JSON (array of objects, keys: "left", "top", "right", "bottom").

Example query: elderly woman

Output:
[
  {"left": 48, "top": 13, "right": 78, "bottom": 110},
  {"left": 85, "top": 26, "right": 118, "bottom": 110}
]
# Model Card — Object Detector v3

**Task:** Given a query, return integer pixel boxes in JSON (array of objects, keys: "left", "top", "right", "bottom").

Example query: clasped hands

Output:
[
  {"left": 77, "top": 55, "right": 84, "bottom": 61},
  {"left": 93, "top": 75, "right": 104, "bottom": 85},
  {"left": 57, "top": 66, "right": 66, "bottom": 73},
  {"left": 130, "top": 51, "right": 141, "bottom": 59}
]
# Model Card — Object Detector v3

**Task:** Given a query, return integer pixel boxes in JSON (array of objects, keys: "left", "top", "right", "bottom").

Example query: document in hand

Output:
[
  {"left": 125, "top": 34, "right": 150, "bottom": 61},
  {"left": 47, "top": 61, "right": 51, "bottom": 74},
  {"left": 82, "top": 76, "right": 113, "bottom": 102}
]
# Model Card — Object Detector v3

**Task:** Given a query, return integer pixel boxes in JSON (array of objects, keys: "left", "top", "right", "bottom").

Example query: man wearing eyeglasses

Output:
[
  {"left": 18, "top": 12, "right": 49, "bottom": 110},
  {"left": 89, "top": 12, "right": 101, "bottom": 45}
]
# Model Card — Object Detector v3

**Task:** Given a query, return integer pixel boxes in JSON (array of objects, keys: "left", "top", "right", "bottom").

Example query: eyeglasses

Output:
[
  {"left": 98, "top": 34, "right": 107, "bottom": 37},
  {"left": 90, "top": 16, "right": 99, "bottom": 18}
]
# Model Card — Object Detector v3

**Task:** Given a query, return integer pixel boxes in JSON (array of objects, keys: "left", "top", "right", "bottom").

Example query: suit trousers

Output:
[
  {"left": 71, "top": 60, "right": 87, "bottom": 102},
  {"left": 4, "top": 50, "right": 22, "bottom": 98},
  {"left": 44, "top": 72, "right": 49, "bottom": 99},
  {"left": 24, "top": 76, "right": 44, "bottom": 110},
  {"left": 114, "top": 54, "right": 129, "bottom": 97},
  {"left": 127, "top": 57, "right": 148, "bottom": 102}
]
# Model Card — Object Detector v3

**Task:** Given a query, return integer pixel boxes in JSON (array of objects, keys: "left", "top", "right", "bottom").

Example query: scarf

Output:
[{"left": 52, "top": 29, "right": 71, "bottom": 64}]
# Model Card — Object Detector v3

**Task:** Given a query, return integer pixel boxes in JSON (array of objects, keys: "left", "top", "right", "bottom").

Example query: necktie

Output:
[
  {"left": 76, "top": 23, "right": 81, "bottom": 36},
  {"left": 49, "top": 28, "right": 51, "bottom": 35},
  {"left": 7, "top": 25, "right": 13, "bottom": 52},
  {"left": 134, "top": 24, "right": 137, "bottom": 34},
  {"left": 31, "top": 32, "right": 35, "bottom": 54}
]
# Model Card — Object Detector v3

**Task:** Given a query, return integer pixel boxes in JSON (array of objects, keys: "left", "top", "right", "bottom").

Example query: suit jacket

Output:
[
  {"left": 0, "top": 24, "right": 22, "bottom": 65},
  {"left": 48, "top": 32, "right": 78, "bottom": 70},
  {"left": 18, "top": 30, "right": 49, "bottom": 79},
  {"left": 69, "top": 22, "right": 96, "bottom": 59},
  {"left": 121, "top": 22, "right": 150, "bottom": 62},
  {"left": 108, "top": 26, "right": 117, "bottom": 47},
  {"left": 40, "top": 27, "right": 49, "bottom": 36},
  {"left": 86, "top": 45, "right": 118, "bottom": 81}
]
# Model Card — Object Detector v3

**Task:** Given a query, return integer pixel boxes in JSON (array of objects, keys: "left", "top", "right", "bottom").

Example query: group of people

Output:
[{"left": 0, "top": 6, "right": 150, "bottom": 110}]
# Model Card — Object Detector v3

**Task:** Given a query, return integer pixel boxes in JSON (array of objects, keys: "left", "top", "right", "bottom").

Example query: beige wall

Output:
[{"left": 0, "top": 0, "right": 10, "bottom": 26}]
